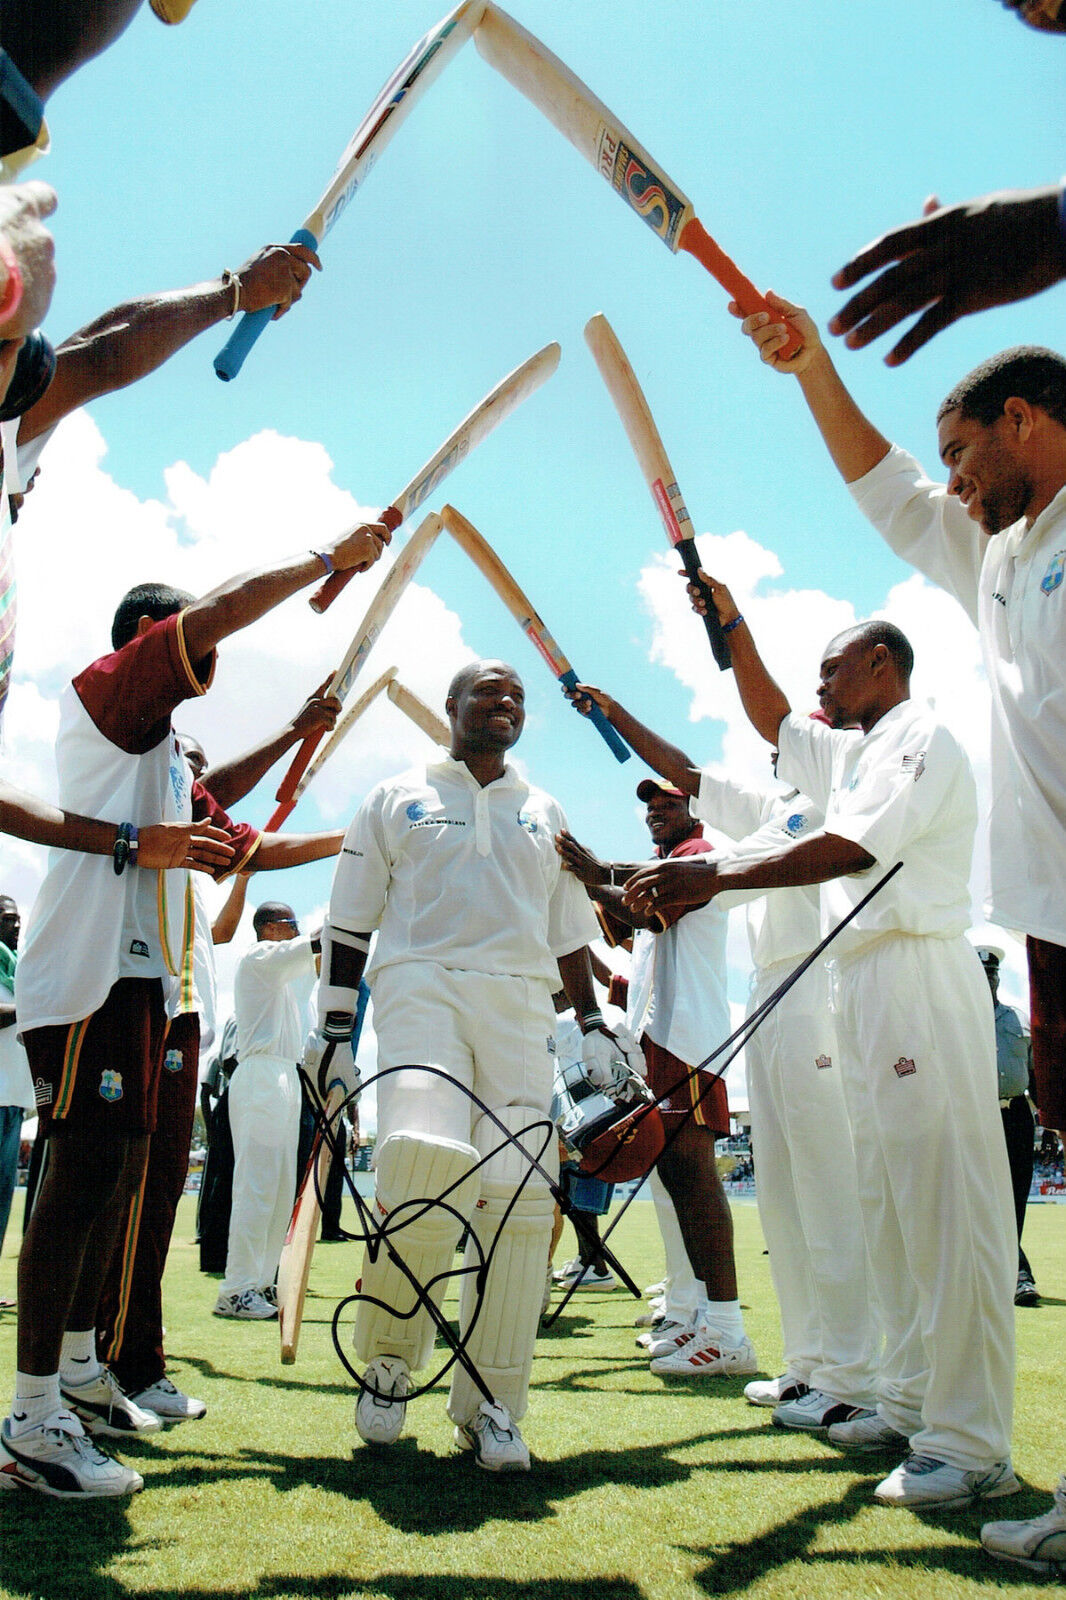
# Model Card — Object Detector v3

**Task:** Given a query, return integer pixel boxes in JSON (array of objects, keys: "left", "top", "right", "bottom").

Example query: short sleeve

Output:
[
  {"left": 776, "top": 714, "right": 837, "bottom": 809},
  {"left": 825, "top": 722, "right": 964, "bottom": 867},
  {"left": 73, "top": 611, "right": 215, "bottom": 755},
  {"left": 328, "top": 788, "right": 392, "bottom": 935},
  {"left": 694, "top": 771, "right": 767, "bottom": 840},
  {"left": 191, "top": 781, "right": 261, "bottom": 880}
]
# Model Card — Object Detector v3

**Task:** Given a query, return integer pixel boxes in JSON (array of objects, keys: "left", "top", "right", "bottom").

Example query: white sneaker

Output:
[
  {"left": 455, "top": 1400, "right": 530, "bottom": 1472},
  {"left": 551, "top": 1258, "right": 583, "bottom": 1284},
  {"left": 827, "top": 1408, "right": 910, "bottom": 1453},
  {"left": 645, "top": 1317, "right": 695, "bottom": 1358},
  {"left": 569, "top": 1264, "right": 615, "bottom": 1291},
  {"left": 875, "top": 1453, "right": 1020, "bottom": 1511},
  {"left": 0, "top": 1411, "right": 143, "bottom": 1497},
  {"left": 260, "top": 1284, "right": 279, "bottom": 1309},
  {"left": 355, "top": 1357, "right": 410, "bottom": 1446},
  {"left": 773, "top": 1388, "right": 870, "bottom": 1433},
  {"left": 650, "top": 1330, "right": 758, "bottom": 1378},
  {"left": 745, "top": 1374, "right": 810, "bottom": 1408},
  {"left": 982, "top": 1476, "right": 1066, "bottom": 1573},
  {"left": 214, "top": 1288, "right": 277, "bottom": 1320},
  {"left": 60, "top": 1369, "right": 161, "bottom": 1438},
  {"left": 128, "top": 1378, "right": 206, "bottom": 1422}
]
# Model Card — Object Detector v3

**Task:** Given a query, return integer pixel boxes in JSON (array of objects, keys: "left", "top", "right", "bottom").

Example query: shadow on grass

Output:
[{"left": 685, "top": 1475, "right": 1051, "bottom": 1594}]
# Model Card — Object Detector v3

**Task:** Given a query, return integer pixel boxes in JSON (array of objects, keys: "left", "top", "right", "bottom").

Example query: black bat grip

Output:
[{"left": 678, "top": 541, "right": 731, "bottom": 671}]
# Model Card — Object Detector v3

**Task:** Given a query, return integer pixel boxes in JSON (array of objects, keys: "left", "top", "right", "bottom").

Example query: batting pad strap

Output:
[
  {"left": 354, "top": 1132, "right": 480, "bottom": 1372},
  {"left": 448, "top": 1106, "right": 556, "bottom": 1426}
]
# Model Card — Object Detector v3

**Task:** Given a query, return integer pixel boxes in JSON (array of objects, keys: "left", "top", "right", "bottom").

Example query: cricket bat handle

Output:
[
  {"left": 214, "top": 227, "right": 320, "bottom": 382},
  {"left": 267, "top": 728, "right": 329, "bottom": 831},
  {"left": 677, "top": 540, "right": 731, "bottom": 672},
  {"left": 310, "top": 504, "right": 404, "bottom": 614},
  {"left": 558, "top": 669, "right": 630, "bottom": 762},
  {"left": 678, "top": 218, "right": 801, "bottom": 361}
]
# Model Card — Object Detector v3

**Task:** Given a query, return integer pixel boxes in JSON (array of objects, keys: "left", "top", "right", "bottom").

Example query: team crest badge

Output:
[
  {"left": 901, "top": 751, "right": 926, "bottom": 781},
  {"left": 893, "top": 1057, "right": 916, "bottom": 1078},
  {"left": 164, "top": 1048, "right": 183, "bottom": 1073},
  {"left": 815, "top": 1054, "right": 832, "bottom": 1070},
  {"left": 405, "top": 801, "right": 427, "bottom": 822},
  {"left": 1041, "top": 552, "right": 1065, "bottom": 595},
  {"left": 518, "top": 811, "right": 538, "bottom": 834},
  {"left": 99, "top": 1070, "right": 123, "bottom": 1102}
]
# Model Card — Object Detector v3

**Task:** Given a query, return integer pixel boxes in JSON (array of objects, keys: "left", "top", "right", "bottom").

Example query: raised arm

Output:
[
  {"left": 200, "top": 681, "right": 341, "bottom": 811},
  {"left": 564, "top": 685, "right": 699, "bottom": 797},
  {"left": 211, "top": 872, "right": 249, "bottom": 946},
  {"left": 249, "top": 830, "right": 345, "bottom": 872},
  {"left": 554, "top": 830, "right": 661, "bottom": 932},
  {"left": 0, "top": 779, "right": 234, "bottom": 870},
  {"left": 686, "top": 574, "right": 790, "bottom": 745},
  {"left": 735, "top": 292, "right": 891, "bottom": 485},
  {"left": 622, "top": 830, "right": 874, "bottom": 916},
  {"left": 19, "top": 243, "right": 322, "bottom": 442}
]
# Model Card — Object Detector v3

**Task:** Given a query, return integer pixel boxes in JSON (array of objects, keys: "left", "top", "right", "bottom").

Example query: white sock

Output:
[
  {"left": 59, "top": 1329, "right": 102, "bottom": 1388},
  {"left": 697, "top": 1296, "right": 746, "bottom": 1346},
  {"left": 10, "top": 1371, "right": 62, "bottom": 1434}
]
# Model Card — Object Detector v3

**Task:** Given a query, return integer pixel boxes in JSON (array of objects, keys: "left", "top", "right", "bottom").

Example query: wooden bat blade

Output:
[
  {"left": 215, "top": 1, "right": 485, "bottom": 381},
  {"left": 584, "top": 313, "right": 731, "bottom": 672},
  {"left": 387, "top": 678, "right": 450, "bottom": 746},
  {"left": 474, "top": 6, "right": 799, "bottom": 355},
  {"left": 295, "top": 666, "right": 399, "bottom": 803},
  {"left": 279, "top": 1084, "right": 344, "bottom": 1364},
  {"left": 440, "top": 504, "right": 630, "bottom": 762},
  {"left": 272, "top": 514, "right": 442, "bottom": 822},
  {"left": 311, "top": 342, "right": 560, "bottom": 612}
]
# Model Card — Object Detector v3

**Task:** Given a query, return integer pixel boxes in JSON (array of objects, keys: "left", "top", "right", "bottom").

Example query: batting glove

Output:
[
  {"left": 302, "top": 1025, "right": 360, "bottom": 1103},
  {"left": 581, "top": 1027, "right": 632, "bottom": 1090}
]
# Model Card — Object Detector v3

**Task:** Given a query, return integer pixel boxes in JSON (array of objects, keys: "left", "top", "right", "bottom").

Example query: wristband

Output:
[
  {"left": 128, "top": 824, "right": 139, "bottom": 868},
  {"left": 0, "top": 239, "right": 23, "bottom": 326},
  {"left": 721, "top": 613, "right": 744, "bottom": 635},
  {"left": 312, "top": 548, "right": 334, "bottom": 575},
  {"left": 113, "top": 822, "right": 136, "bottom": 876},
  {"left": 220, "top": 269, "right": 242, "bottom": 319},
  {"left": 579, "top": 1009, "right": 605, "bottom": 1034}
]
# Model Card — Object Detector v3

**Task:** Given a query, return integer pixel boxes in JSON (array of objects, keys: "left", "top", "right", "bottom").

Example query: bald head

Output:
[{"left": 446, "top": 660, "right": 525, "bottom": 765}]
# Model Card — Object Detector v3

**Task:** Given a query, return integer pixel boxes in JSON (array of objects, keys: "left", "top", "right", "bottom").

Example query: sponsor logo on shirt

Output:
[
  {"left": 99, "top": 1069, "right": 123, "bottom": 1102},
  {"left": 901, "top": 751, "right": 926, "bottom": 781},
  {"left": 784, "top": 812, "right": 810, "bottom": 837},
  {"left": 164, "top": 1048, "right": 184, "bottom": 1073},
  {"left": 547, "top": 1035, "right": 556, "bottom": 1055},
  {"left": 815, "top": 1054, "right": 832, "bottom": 1070},
  {"left": 341, "top": 847, "right": 364, "bottom": 857},
  {"left": 33, "top": 1077, "right": 53, "bottom": 1107},
  {"left": 409, "top": 817, "right": 465, "bottom": 830},
  {"left": 518, "top": 811, "right": 538, "bottom": 834},
  {"left": 406, "top": 801, "right": 428, "bottom": 821},
  {"left": 169, "top": 744, "right": 189, "bottom": 812},
  {"left": 893, "top": 1056, "right": 916, "bottom": 1078},
  {"left": 992, "top": 590, "right": 1007, "bottom": 607},
  {"left": 129, "top": 939, "right": 150, "bottom": 959},
  {"left": 1040, "top": 551, "right": 1065, "bottom": 596}
]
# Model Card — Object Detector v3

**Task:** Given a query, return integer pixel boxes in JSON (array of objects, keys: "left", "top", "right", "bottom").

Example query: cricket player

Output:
[
  {"left": 623, "top": 591, "right": 1017, "bottom": 1513},
  {"left": 565, "top": 684, "right": 876, "bottom": 1430},
  {"left": 308, "top": 660, "right": 639, "bottom": 1472}
]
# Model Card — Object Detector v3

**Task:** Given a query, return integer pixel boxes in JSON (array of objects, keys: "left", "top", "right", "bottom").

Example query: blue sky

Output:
[{"left": 6, "top": 0, "right": 1063, "bottom": 1038}]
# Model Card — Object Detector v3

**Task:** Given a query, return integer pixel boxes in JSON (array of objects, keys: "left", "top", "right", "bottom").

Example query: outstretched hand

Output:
[
  {"left": 682, "top": 568, "right": 739, "bottom": 627},
  {"left": 236, "top": 241, "right": 323, "bottom": 321},
  {"left": 731, "top": 290, "right": 822, "bottom": 375},
  {"left": 139, "top": 821, "right": 235, "bottom": 873},
  {"left": 555, "top": 829, "right": 608, "bottom": 888},
  {"left": 563, "top": 681, "right": 613, "bottom": 720},
  {"left": 621, "top": 856, "right": 717, "bottom": 916},
  {"left": 292, "top": 678, "right": 342, "bottom": 739},
  {"left": 829, "top": 186, "right": 1066, "bottom": 365}
]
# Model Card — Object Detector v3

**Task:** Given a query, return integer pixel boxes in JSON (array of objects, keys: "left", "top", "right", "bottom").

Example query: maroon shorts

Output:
[
  {"left": 24, "top": 977, "right": 168, "bottom": 1137},
  {"left": 1028, "top": 936, "right": 1066, "bottom": 1131},
  {"left": 642, "top": 1034, "right": 729, "bottom": 1136}
]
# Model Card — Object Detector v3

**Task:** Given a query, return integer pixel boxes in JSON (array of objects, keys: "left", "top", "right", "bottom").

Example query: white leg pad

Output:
[
  {"left": 354, "top": 1131, "right": 480, "bottom": 1371},
  {"left": 447, "top": 1106, "right": 557, "bottom": 1426}
]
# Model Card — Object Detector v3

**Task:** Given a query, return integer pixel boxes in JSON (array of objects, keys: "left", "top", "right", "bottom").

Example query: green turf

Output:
[{"left": 1, "top": 1191, "right": 1064, "bottom": 1600}]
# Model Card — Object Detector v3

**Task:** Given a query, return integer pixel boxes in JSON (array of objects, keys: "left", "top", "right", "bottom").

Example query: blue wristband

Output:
[{"left": 721, "top": 613, "right": 744, "bottom": 635}]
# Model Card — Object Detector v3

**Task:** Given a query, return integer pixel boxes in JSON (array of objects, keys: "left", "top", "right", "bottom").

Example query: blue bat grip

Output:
[
  {"left": 214, "top": 228, "right": 319, "bottom": 382},
  {"left": 559, "top": 669, "right": 630, "bottom": 763}
]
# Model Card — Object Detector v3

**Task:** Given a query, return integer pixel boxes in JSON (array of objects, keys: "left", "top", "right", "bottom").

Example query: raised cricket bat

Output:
[
  {"left": 584, "top": 313, "right": 730, "bottom": 671},
  {"left": 440, "top": 504, "right": 630, "bottom": 762},
  {"left": 268, "top": 514, "right": 443, "bottom": 830},
  {"left": 278, "top": 984, "right": 370, "bottom": 1364},
  {"left": 215, "top": 1, "right": 485, "bottom": 380},
  {"left": 292, "top": 666, "right": 399, "bottom": 808},
  {"left": 473, "top": 6, "right": 799, "bottom": 356},
  {"left": 387, "top": 678, "right": 450, "bottom": 745},
  {"left": 309, "top": 340, "right": 560, "bottom": 614}
]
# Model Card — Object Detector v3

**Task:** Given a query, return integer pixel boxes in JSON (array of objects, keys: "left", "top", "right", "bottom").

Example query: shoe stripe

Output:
[{"left": 2, "top": 1435, "right": 83, "bottom": 1493}]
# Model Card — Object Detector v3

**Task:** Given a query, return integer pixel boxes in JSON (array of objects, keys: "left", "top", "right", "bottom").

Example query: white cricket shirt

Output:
[
  {"left": 234, "top": 935, "right": 316, "bottom": 1063},
  {"left": 329, "top": 756, "right": 597, "bottom": 984},
  {"left": 694, "top": 771, "right": 823, "bottom": 970},
  {"left": 776, "top": 701, "right": 977, "bottom": 958},
  {"left": 850, "top": 444, "right": 1066, "bottom": 946}
]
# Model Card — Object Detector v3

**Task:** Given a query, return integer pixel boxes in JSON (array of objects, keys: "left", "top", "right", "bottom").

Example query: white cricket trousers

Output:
[
  {"left": 221, "top": 1051, "right": 300, "bottom": 1297},
  {"left": 746, "top": 958, "right": 876, "bottom": 1403},
  {"left": 832, "top": 932, "right": 1016, "bottom": 1470}
]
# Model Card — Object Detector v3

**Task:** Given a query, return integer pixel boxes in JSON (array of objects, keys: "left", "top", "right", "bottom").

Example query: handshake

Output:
[{"left": 302, "top": 1013, "right": 361, "bottom": 1103}]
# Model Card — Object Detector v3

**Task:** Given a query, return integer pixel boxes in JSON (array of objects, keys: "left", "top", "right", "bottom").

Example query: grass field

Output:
[{"left": 0, "top": 1190, "right": 1064, "bottom": 1600}]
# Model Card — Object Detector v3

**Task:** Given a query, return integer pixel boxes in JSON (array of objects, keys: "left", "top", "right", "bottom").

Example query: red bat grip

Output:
[
  {"left": 309, "top": 505, "right": 404, "bottom": 614},
  {"left": 678, "top": 218, "right": 801, "bottom": 360},
  {"left": 270, "top": 726, "right": 328, "bottom": 829}
]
